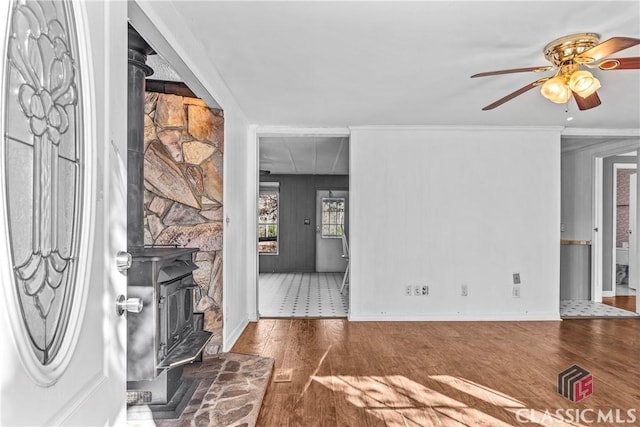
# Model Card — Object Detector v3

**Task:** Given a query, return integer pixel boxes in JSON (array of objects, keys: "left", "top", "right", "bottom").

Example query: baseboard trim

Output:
[
  {"left": 349, "top": 312, "right": 561, "bottom": 322},
  {"left": 223, "top": 318, "right": 249, "bottom": 352}
]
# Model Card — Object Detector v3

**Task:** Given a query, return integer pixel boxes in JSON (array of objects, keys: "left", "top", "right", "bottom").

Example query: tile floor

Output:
[
  {"left": 259, "top": 272, "right": 349, "bottom": 317},
  {"left": 560, "top": 299, "right": 639, "bottom": 318},
  {"left": 616, "top": 284, "right": 637, "bottom": 296}
]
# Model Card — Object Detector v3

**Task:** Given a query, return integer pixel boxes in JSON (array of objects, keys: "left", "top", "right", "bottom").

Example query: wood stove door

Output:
[{"left": 0, "top": 1, "right": 128, "bottom": 425}]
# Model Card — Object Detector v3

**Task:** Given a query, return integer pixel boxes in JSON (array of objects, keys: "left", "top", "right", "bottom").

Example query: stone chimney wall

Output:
[{"left": 143, "top": 92, "right": 224, "bottom": 340}]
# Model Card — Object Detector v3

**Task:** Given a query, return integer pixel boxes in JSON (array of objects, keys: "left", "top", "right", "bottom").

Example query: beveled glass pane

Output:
[
  {"left": 57, "top": 158, "right": 77, "bottom": 258},
  {"left": 6, "top": 67, "right": 33, "bottom": 146},
  {"left": 4, "top": 0, "right": 83, "bottom": 366},
  {"left": 58, "top": 105, "right": 77, "bottom": 161},
  {"left": 6, "top": 140, "right": 34, "bottom": 266}
]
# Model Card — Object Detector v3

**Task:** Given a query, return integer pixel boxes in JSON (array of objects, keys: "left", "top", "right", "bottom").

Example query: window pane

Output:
[
  {"left": 321, "top": 197, "right": 345, "bottom": 238},
  {"left": 258, "top": 190, "right": 279, "bottom": 253}
]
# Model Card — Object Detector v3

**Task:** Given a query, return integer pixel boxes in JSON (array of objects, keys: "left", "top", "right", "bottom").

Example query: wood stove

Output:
[{"left": 126, "top": 247, "right": 212, "bottom": 417}]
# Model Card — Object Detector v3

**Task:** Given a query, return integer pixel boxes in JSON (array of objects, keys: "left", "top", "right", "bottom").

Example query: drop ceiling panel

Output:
[{"left": 260, "top": 137, "right": 349, "bottom": 175}]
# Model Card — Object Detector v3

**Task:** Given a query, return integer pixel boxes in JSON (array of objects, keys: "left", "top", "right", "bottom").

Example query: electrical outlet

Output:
[
  {"left": 513, "top": 273, "right": 521, "bottom": 284},
  {"left": 421, "top": 285, "right": 429, "bottom": 296},
  {"left": 512, "top": 286, "right": 520, "bottom": 298},
  {"left": 461, "top": 284, "right": 468, "bottom": 296},
  {"left": 405, "top": 285, "right": 412, "bottom": 296},
  {"left": 414, "top": 285, "right": 421, "bottom": 296}
]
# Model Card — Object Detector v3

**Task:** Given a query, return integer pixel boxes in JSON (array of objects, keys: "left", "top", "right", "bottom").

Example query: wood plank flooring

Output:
[
  {"left": 232, "top": 319, "right": 640, "bottom": 427},
  {"left": 603, "top": 295, "right": 637, "bottom": 312}
]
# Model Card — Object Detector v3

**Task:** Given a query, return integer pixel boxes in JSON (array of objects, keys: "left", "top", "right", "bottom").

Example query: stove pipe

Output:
[{"left": 127, "top": 25, "right": 154, "bottom": 250}]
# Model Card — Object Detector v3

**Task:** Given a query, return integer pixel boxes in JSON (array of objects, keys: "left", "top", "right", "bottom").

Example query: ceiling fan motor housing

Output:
[{"left": 543, "top": 33, "right": 601, "bottom": 66}]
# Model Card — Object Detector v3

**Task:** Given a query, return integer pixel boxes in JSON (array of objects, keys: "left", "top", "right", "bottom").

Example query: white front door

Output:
[
  {"left": 0, "top": 0, "right": 128, "bottom": 425},
  {"left": 316, "top": 190, "right": 348, "bottom": 272}
]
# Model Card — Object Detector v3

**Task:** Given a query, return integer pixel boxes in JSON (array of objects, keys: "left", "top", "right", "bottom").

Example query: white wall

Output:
[
  {"left": 130, "top": 1, "right": 253, "bottom": 350},
  {"left": 349, "top": 127, "right": 561, "bottom": 320}
]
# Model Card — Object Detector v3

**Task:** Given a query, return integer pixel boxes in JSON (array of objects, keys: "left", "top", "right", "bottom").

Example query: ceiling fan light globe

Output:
[
  {"left": 568, "top": 70, "right": 601, "bottom": 98},
  {"left": 541, "top": 76, "right": 571, "bottom": 103}
]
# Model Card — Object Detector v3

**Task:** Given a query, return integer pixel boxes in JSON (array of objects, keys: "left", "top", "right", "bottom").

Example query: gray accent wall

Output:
[{"left": 259, "top": 175, "right": 348, "bottom": 273}]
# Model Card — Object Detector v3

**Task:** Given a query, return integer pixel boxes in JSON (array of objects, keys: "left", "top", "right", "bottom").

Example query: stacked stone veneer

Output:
[{"left": 143, "top": 92, "right": 223, "bottom": 352}]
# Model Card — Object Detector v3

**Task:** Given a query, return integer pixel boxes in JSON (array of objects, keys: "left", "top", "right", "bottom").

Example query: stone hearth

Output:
[{"left": 128, "top": 353, "right": 274, "bottom": 427}]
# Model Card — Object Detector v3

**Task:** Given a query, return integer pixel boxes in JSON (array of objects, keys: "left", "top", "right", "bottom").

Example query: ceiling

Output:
[
  {"left": 163, "top": 1, "right": 640, "bottom": 130},
  {"left": 260, "top": 136, "right": 349, "bottom": 175}
]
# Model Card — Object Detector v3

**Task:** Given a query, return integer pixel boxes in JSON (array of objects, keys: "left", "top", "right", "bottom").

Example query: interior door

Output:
[
  {"left": 316, "top": 190, "right": 348, "bottom": 272},
  {"left": 629, "top": 173, "right": 637, "bottom": 292},
  {"left": 0, "top": 0, "right": 128, "bottom": 425}
]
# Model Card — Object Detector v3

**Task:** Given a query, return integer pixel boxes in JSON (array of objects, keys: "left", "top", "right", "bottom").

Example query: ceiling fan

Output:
[{"left": 471, "top": 33, "right": 640, "bottom": 111}]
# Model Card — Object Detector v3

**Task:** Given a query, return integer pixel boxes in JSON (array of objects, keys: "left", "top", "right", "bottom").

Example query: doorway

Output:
[
  {"left": 591, "top": 151, "right": 639, "bottom": 316},
  {"left": 257, "top": 135, "right": 350, "bottom": 318},
  {"left": 560, "top": 137, "right": 639, "bottom": 318},
  {"left": 611, "top": 163, "right": 637, "bottom": 297}
]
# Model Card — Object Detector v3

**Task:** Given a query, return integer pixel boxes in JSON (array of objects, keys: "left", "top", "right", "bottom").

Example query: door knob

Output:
[
  {"left": 115, "top": 251, "right": 132, "bottom": 272},
  {"left": 116, "top": 295, "right": 143, "bottom": 316}
]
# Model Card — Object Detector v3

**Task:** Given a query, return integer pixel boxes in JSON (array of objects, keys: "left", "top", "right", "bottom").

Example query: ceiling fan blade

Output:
[
  {"left": 577, "top": 37, "right": 640, "bottom": 63},
  {"left": 481, "top": 78, "right": 549, "bottom": 110},
  {"left": 572, "top": 91, "right": 601, "bottom": 111},
  {"left": 597, "top": 57, "right": 640, "bottom": 70},
  {"left": 471, "top": 66, "right": 553, "bottom": 78}
]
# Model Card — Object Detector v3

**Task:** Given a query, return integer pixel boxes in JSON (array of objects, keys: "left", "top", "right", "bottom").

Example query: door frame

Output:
[
  {"left": 253, "top": 127, "right": 350, "bottom": 320},
  {"left": 609, "top": 162, "right": 637, "bottom": 297},
  {"left": 591, "top": 142, "right": 640, "bottom": 303}
]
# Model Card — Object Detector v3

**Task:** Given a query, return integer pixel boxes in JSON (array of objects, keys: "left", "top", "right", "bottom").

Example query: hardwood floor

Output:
[
  {"left": 232, "top": 319, "right": 640, "bottom": 426},
  {"left": 603, "top": 295, "right": 637, "bottom": 312}
]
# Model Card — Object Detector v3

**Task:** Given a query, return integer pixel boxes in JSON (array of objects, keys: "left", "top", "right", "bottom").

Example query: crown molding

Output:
[{"left": 256, "top": 126, "right": 350, "bottom": 137}]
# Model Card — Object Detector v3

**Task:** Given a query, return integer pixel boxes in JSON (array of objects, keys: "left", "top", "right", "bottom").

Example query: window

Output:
[
  {"left": 258, "top": 186, "right": 279, "bottom": 254},
  {"left": 321, "top": 197, "right": 345, "bottom": 238}
]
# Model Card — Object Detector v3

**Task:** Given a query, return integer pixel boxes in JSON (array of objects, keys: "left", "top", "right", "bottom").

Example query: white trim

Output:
[
  {"left": 349, "top": 312, "right": 562, "bottom": 322},
  {"left": 249, "top": 125, "right": 260, "bottom": 322},
  {"left": 602, "top": 291, "right": 616, "bottom": 298},
  {"left": 222, "top": 318, "right": 249, "bottom": 352},
  {"left": 562, "top": 128, "right": 640, "bottom": 137},
  {"left": 562, "top": 138, "right": 640, "bottom": 156},
  {"left": 593, "top": 157, "right": 603, "bottom": 303},
  {"left": 256, "top": 126, "right": 350, "bottom": 137},
  {"left": 350, "top": 125, "right": 564, "bottom": 132}
]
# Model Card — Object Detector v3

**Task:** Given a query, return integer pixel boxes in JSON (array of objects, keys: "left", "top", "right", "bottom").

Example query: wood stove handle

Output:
[{"left": 116, "top": 295, "right": 143, "bottom": 316}]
